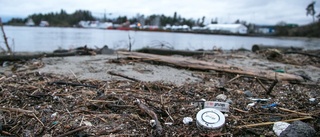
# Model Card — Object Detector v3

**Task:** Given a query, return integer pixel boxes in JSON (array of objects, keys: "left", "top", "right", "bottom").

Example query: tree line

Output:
[{"left": 5, "top": 9, "right": 208, "bottom": 27}]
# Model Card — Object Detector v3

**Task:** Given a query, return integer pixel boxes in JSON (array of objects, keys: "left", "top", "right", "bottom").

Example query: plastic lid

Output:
[{"left": 196, "top": 108, "right": 225, "bottom": 130}]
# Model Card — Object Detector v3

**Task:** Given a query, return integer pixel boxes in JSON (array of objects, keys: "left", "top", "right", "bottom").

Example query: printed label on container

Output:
[{"left": 204, "top": 101, "right": 229, "bottom": 112}]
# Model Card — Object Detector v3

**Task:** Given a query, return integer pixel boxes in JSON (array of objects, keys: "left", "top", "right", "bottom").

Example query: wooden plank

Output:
[
  {"left": 118, "top": 51, "right": 304, "bottom": 82},
  {"left": 136, "top": 48, "right": 215, "bottom": 56}
]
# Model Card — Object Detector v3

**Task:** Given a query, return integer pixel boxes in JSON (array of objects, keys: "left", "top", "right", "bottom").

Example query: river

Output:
[{"left": 1, "top": 26, "right": 319, "bottom": 52}]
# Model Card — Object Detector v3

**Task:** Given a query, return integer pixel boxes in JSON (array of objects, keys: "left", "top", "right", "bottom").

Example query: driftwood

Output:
[
  {"left": 136, "top": 99, "right": 163, "bottom": 136},
  {"left": 118, "top": 51, "right": 304, "bottom": 82},
  {"left": 108, "top": 71, "right": 141, "bottom": 82},
  {"left": 0, "top": 18, "right": 12, "bottom": 54},
  {"left": 252, "top": 44, "right": 303, "bottom": 52},
  {"left": 136, "top": 48, "right": 215, "bottom": 56},
  {"left": 0, "top": 52, "right": 78, "bottom": 62},
  {"left": 284, "top": 51, "right": 320, "bottom": 58}
]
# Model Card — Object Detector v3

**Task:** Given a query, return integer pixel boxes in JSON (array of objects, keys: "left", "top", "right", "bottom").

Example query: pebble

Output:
[
  {"left": 244, "top": 90, "right": 254, "bottom": 97},
  {"left": 273, "top": 121, "right": 290, "bottom": 136},
  {"left": 216, "top": 94, "right": 227, "bottom": 101},
  {"left": 279, "top": 121, "right": 316, "bottom": 137},
  {"left": 226, "top": 99, "right": 233, "bottom": 104}
]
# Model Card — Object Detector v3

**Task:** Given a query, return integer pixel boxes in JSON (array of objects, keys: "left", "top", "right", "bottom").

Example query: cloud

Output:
[{"left": 0, "top": 0, "right": 319, "bottom": 25}]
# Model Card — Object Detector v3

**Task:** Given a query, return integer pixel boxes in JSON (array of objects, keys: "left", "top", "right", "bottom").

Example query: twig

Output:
[
  {"left": 266, "top": 73, "right": 278, "bottom": 95},
  {"left": 232, "top": 107, "right": 249, "bottom": 113},
  {"left": 237, "top": 116, "right": 313, "bottom": 128},
  {"left": 136, "top": 99, "right": 163, "bottom": 136},
  {"left": 227, "top": 74, "right": 242, "bottom": 83},
  {"left": 255, "top": 78, "right": 268, "bottom": 93},
  {"left": 97, "top": 124, "right": 123, "bottom": 135},
  {"left": 108, "top": 71, "right": 140, "bottom": 82},
  {"left": 56, "top": 126, "right": 88, "bottom": 137},
  {"left": 278, "top": 107, "right": 311, "bottom": 116},
  {"left": 32, "top": 113, "right": 45, "bottom": 127},
  {"left": 87, "top": 99, "right": 116, "bottom": 103},
  {"left": 0, "top": 18, "right": 12, "bottom": 54},
  {"left": 48, "top": 81, "right": 98, "bottom": 88},
  {"left": 79, "top": 116, "right": 84, "bottom": 126},
  {"left": 0, "top": 107, "right": 34, "bottom": 113},
  {"left": 60, "top": 99, "right": 72, "bottom": 117}
]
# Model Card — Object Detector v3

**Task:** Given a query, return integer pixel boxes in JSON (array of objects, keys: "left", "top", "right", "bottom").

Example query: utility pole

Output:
[{"left": 0, "top": 17, "right": 12, "bottom": 54}]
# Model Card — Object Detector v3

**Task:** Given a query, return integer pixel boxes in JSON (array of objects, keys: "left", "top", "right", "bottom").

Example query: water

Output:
[{"left": 1, "top": 26, "right": 319, "bottom": 52}]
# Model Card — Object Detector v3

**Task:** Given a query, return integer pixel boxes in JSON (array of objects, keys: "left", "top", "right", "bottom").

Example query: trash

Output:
[
  {"left": 246, "top": 102, "right": 256, "bottom": 110},
  {"left": 196, "top": 108, "right": 225, "bottom": 130},
  {"left": 51, "top": 112, "right": 58, "bottom": 118},
  {"left": 249, "top": 98, "right": 270, "bottom": 102},
  {"left": 149, "top": 120, "right": 156, "bottom": 127},
  {"left": 216, "top": 94, "right": 227, "bottom": 101},
  {"left": 279, "top": 121, "right": 316, "bottom": 137},
  {"left": 183, "top": 117, "right": 193, "bottom": 125},
  {"left": 274, "top": 69, "right": 285, "bottom": 73},
  {"left": 262, "top": 103, "right": 278, "bottom": 109},
  {"left": 309, "top": 98, "right": 316, "bottom": 102},
  {"left": 273, "top": 121, "right": 290, "bottom": 136},
  {"left": 204, "top": 101, "right": 230, "bottom": 112},
  {"left": 244, "top": 90, "right": 254, "bottom": 97},
  {"left": 83, "top": 121, "right": 93, "bottom": 126},
  {"left": 164, "top": 122, "right": 173, "bottom": 126}
]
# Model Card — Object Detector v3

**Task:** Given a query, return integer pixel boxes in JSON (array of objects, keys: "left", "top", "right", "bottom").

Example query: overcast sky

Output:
[{"left": 0, "top": 0, "right": 319, "bottom": 25}]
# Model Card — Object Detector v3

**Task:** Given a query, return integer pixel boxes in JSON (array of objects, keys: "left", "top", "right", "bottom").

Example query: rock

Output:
[
  {"left": 273, "top": 121, "right": 290, "bottom": 136},
  {"left": 226, "top": 99, "right": 233, "bottom": 104},
  {"left": 183, "top": 117, "right": 193, "bottom": 125},
  {"left": 100, "top": 45, "right": 114, "bottom": 54},
  {"left": 216, "top": 94, "right": 227, "bottom": 101},
  {"left": 244, "top": 90, "right": 254, "bottom": 97},
  {"left": 280, "top": 121, "right": 316, "bottom": 137}
]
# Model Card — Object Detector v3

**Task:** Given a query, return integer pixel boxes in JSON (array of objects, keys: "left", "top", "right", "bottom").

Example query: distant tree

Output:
[
  {"left": 6, "top": 18, "right": 25, "bottom": 25},
  {"left": 173, "top": 12, "right": 177, "bottom": 25},
  {"left": 234, "top": 19, "right": 240, "bottom": 24},
  {"left": 306, "top": 1, "right": 316, "bottom": 22},
  {"left": 200, "top": 16, "right": 205, "bottom": 27},
  {"left": 317, "top": 13, "right": 320, "bottom": 21}
]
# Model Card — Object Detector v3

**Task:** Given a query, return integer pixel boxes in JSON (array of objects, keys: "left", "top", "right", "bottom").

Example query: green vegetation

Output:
[
  {"left": 6, "top": 9, "right": 95, "bottom": 27},
  {"left": 5, "top": 10, "right": 205, "bottom": 28}
]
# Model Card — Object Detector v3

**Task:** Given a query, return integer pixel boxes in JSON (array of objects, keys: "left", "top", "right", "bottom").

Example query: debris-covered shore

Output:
[{"left": 0, "top": 48, "right": 319, "bottom": 136}]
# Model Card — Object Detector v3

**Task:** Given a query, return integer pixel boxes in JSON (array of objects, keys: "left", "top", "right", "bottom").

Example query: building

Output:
[
  {"left": 205, "top": 24, "right": 248, "bottom": 34},
  {"left": 39, "top": 21, "right": 49, "bottom": 27},
  {"left": 25, "top": 18, "right": 35, "bottom": 26},
  {"left": 254, "top": 25, "right": 275, "bottom": 34}
]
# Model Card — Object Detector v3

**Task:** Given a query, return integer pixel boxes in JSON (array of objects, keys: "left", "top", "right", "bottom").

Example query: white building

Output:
[
  {"left": 25, "top": 18, "right": 35, "bottom": 26},
  {"left": 205, "top": 24, "right": 248, "bottom": 34},
  {"left": 39, "top": 21, "right": 49, "bottom": 27}
]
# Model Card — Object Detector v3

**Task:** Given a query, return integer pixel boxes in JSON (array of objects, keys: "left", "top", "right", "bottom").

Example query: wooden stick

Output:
[
  {"left": 266, "top": 75, "right": 278, "bottom": 95},
  {"left": 136, "top": 99, "right": 163, "bottom": 136},
  {"left": 232, "top": 107, "right": 249, "bottom": 113},
  {"left": 87, "top": 99, "right": 116, "bottom": 103},
  {"left": 56, "top": 126, "right": 87, "bottom": 137},
  {"left": 0, "top": 18, "right": 12, "bottom": 54},
  {"left": 237, "top": 116, "right": 313, "bottom": 128},
  {"left": 118, "top": 51, "right": 304, "bottom": 82},
  {"left": 278, "top": 107, "right": 311, "bottom": 116},
  {"left": 0, "top": 107, "right": 34, "bottom": 113},
  {"left": 255, "top": 78, "right": 268, "bottom": 93},
  {"left": 32, "top": 113, "right": 45, "bottom": 127},
  {"left": 227, "top": 74, "right": 242, "bottom": 83},
  {"left": 108, "top": 71, "right": 140, "bottom": 82}
]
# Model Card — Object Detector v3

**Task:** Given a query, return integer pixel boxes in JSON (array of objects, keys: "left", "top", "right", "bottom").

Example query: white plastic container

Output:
[{"left": 196, "top": 108, "right": 225, "bottom": 130}]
